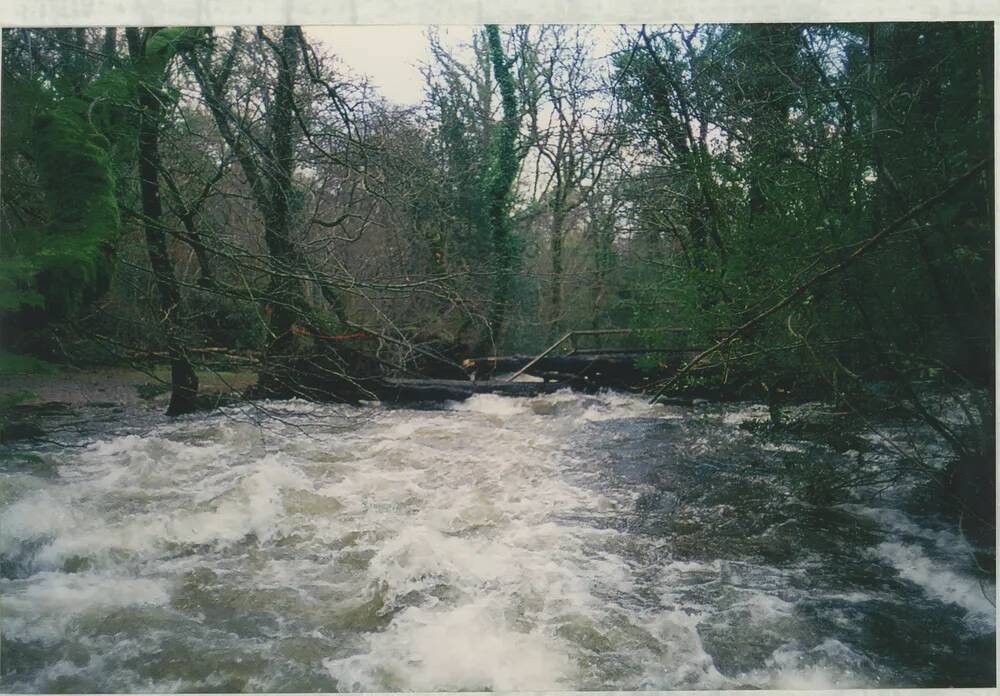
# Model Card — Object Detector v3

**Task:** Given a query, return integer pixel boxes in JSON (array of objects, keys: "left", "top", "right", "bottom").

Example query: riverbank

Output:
[
  {"left": 0, "top": 368, "right": 257, "bottom": 444},
  {"left": 0, "top": 367, "right": 256, "bottom": 409}
]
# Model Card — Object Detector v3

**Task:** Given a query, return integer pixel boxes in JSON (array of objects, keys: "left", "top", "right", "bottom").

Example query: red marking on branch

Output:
[{"left": 290, "top": 324, "right": 367, "bottom": 341}]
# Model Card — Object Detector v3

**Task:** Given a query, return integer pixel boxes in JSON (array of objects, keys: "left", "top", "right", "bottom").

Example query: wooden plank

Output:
[
  {"left": 568, "top": 347, "right": 703, "bottom": 355},
  {"left": 376, "top": 378, "right": 568, "bottom": 403},
  {"left": 505, "top": 331, "right": 575, "bottom": 382}
]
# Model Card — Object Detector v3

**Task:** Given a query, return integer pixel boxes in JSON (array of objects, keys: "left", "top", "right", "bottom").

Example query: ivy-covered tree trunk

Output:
[
  {"left": 587, "top": 195, "right": 617, "bottom": 331},
  {"left": 126, "top": 28, "right": 199, "bottom": 416},
  {"left": 549, "top": 198, "right": 566, "bottom": 336},
  {"left": 252, "top": 25, "right": 366, "bottom": 400},
  {"left": 483, "top": 24, "right": 519, "bottom": 351}
]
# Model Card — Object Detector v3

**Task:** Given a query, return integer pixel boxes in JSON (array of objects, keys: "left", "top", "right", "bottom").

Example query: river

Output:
[{"left": 0, "top": 390, "right": 994, "bottom": 691}]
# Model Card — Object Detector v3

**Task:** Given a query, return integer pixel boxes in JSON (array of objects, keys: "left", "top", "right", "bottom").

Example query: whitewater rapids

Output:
[{"left": 0, "top": 390, "right": 994, "bottom": 691}]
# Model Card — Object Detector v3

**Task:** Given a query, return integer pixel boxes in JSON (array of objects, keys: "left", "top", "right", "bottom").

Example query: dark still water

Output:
[{"left": 0, "top": 391, "right": 994, "bottom": 691}]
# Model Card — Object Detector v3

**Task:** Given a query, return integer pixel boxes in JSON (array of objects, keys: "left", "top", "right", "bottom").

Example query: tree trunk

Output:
[
  {"left": 101, "top": 28, "right": 117, "bottom": 72},
  {"left": 188, "top": 27, "right": 360, "bottom": 400},
  {"left": 483, "top": 24, "right": 520, "bottom": 351},
  {"left": 549, "top": 204, "right": 565, "bottom": 336},
  {"left": 254, "top": 25, "right": 308, "bottom": 397},
  {"left": 589, "top": 203, "right": 615, "bottom": 331},
  {"left": 127, "top": 28, "right": 199, "bottom": 416}
]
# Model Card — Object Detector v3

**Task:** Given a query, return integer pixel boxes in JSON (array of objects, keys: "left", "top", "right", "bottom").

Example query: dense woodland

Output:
[{"left": 0, "top": 24, "right": 994, "bottom": 531}]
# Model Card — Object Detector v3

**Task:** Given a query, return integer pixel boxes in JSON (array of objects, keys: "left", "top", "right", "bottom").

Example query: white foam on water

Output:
[
  {"left": 734, "top": 590, "right": 797, "bottom": 622},
  {"left": 1, "top": 571, "right": 170, "bottom": 643},
  {"left": 840, "top": 504, "right": 996, "bottom": 632},
  {"left": 651, "top": 557, "right": 886, "bottom": 690},
  {"left": 0, "top": 471, "right": 48, "bottom": 507},
  {"left": 720, "top": 403, "right": 771, "bottom": 425},
  {"left": 0, "top": 392, "right": 668, "bottom": 689},
  {"left": 0, "top": 390, "right": 992, "bottom": 690},
  {"left": 12, "top": 453, "right": 315, "bottom": 573},
  {"left": 304, "top": 394, "right": 680, "bottom": 689},
  {"left": 764, "top": 639, "right": 873, "bottom": 689},
  {"left": 323, "top": 600, "right": 578, "bottom": 691},
  {"left": 0, "top": 488, "right": 81, "bottom": 558},
  {"left": 876, "top": 541, "right": 996, "bottom": 631},
  {"left": 843, "top": 504, "right": 979, "bottom": 555},
  {"left": 451, "top": 392, "right": 534, "bottom": 417},
  {"left": 759, "top": 442, "right": 807, "bottom": 453}
]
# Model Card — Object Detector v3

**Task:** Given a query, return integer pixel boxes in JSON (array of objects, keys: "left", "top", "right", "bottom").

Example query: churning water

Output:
[{"left": 0, "top": 391, "right": 995, "bottom": 691}]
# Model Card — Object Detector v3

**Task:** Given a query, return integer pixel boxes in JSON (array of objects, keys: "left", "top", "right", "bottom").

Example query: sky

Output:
[
  {"left": 305, "top": 26, "right": 472, "bottom": 106},
  {"left": 305, "top": 25, "right": 627, "bottom": 107}
]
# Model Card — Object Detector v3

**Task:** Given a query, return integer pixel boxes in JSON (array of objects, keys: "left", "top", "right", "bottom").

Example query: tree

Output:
[
  {"left": 423, "top": 26, "right": 532, "bottom": 353},
  {"left": 125, "top": 27, "right": 204, "bottom": 415},
  {"left": 482, "top": 25, "right": 521, "bottom": 350},
  {"left": 1, "top": 29, "right": 122, "bottom": 330},
  {"left": 517, "top": 26, "right": 620, "bottom": 336},
  {"left": 183, "top": 27, "right": 361, "bottom": 399}
]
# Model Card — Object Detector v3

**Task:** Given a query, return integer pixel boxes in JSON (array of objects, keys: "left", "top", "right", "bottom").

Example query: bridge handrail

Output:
[
  {"left": 506, "top": 331, "right": 575, "bottom": 382},
  {"left": 504, "top": 326, "right": 732, "bottom": 382}
]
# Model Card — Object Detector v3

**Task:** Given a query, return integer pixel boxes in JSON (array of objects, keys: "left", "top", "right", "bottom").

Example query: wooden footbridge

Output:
[{"left": 380, "top": 327, "right": 714, "bottom": 402}]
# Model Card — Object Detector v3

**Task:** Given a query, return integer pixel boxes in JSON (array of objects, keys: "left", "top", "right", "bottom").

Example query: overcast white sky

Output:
[
  {"left": 305, "top": 26, "right": 474, "bottom": 106},
  {"left": 305, "top": 25, "right": 627, "bottom": 107}
]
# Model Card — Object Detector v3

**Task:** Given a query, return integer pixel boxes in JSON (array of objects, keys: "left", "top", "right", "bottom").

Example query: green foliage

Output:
[
  {"left": 0, "top": 259, "right": 45, "bottom": 312},
  {"left": 1, "top": 27, "right": 205, "bottom": 324},
  {"left": 0, "top": 22, "right": 992, "bottom": 439},
  {"left": 197, "top": 295, "right": 268, "bottom": 351},
  {"left": 483, "top": 25, "right": 521, "bottom": 340},
  {"left": 484, "top": 25, "right": 520, "bottom": 233},
  {"left": 612, "top": 22, "right": 993, "bottom": 394},
  {"left": 143, "top": 27, "right": 203, "bottom": 73},
  {"left": 0, "top": 352, "right": 59, "bottom": 375},
  {"left": 31, "top": 103, "right": 121, "bottom": 319},
  {"left": 433, "top": 87, "right": 490, "bottom": 257}
]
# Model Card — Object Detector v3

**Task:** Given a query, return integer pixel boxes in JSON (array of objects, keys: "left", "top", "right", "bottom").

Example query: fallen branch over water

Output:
[
  {"left": 648, "top": 157, "right": 993, "bottom": 403},
  {"left": 374, "top": 378, "right": 570, "bottom": 403},
  {"left": 462, "top": 352, "right": 681, "bottom": 387}
]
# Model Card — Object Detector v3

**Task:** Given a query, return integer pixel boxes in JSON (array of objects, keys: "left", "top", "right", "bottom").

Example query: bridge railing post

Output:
[{"left": 506, "top": 331, "right": 575, "bottom": 383}]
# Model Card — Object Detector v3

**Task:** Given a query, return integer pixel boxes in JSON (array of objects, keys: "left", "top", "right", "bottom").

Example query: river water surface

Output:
[{"left": 0, "top": 390, "right": 994, "bottom": 691}]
